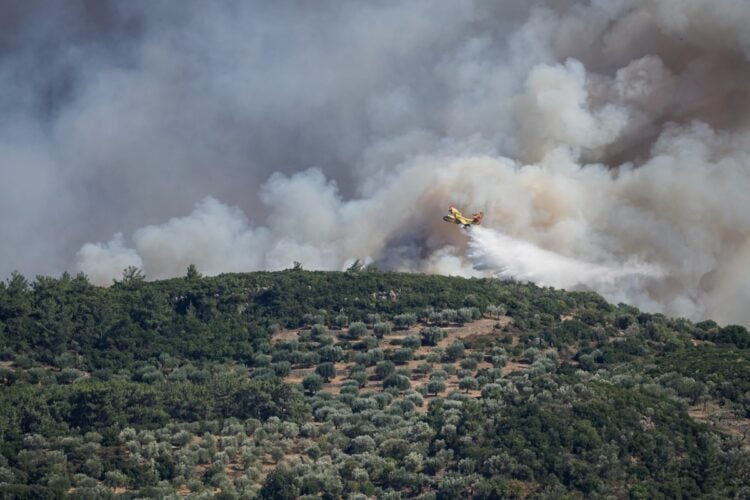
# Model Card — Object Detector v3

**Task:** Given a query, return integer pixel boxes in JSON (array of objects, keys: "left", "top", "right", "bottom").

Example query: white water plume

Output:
[{"left": 468, "top": 226, "right": 665, "bottom": 309}]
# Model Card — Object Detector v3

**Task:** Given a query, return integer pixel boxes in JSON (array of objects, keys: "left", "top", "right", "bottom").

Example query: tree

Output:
[
  {"left": 429, "top": 310, "right": 444, "bottom": 325},
  {"left": 393, "top": 313, "right": 417, "bottom": 330},
  {"left": 390, "top": 348, "right": 413, "bottom": 365},
  {"left": 373, "top": 322, "right": 391, "bottom": 342},
  {"left": 440, "top": 309, "right": 457, "bottom": 325},
  {"left": 402, "top": 335, "right": 421, "bottom": 349},
  {"left": 427, "top": 379, "right": 445, "bottom": 396},
  {"left": 347, "top": 322, "right": 367, "bottom": 339},
  {"left": 261, "top": 465, "right": 299, "bottom": 499},
  {"left": 365, "top": 313, "right": 380, "bottom": 326},
  {"left": 487, "top": 304, "right": 507, "bottom": 319},
  {"left": 310, "top": 324, "right": 328, "bottom": 339},
  {"left": 444, "top": 341, "right": 465, "bottom": 362},
  {"left": 272, "top": 362, "right": 291, "bottom": 377},
  {"left": 458, "top": 307, "right": 476, "bottom": 324},
  {"left": 460, "top": 358, "right": 478, "bottom": 371},
  {"left": 319, "top": 345, "right": 343, "bottom": 363},
  {"left": 302, "top": 374, "right": 324, "bottom": 395},
  {"left": 375, "top": 361, "right": 396, "bottom": 380},
  {"left": 185, "top": 264, "right": 201, "bottom": 280},
  {"left": 315, "top": 362, "right": 336, "bottom": 382},
  {"left": 333, "top": 314, "right": 349, "bottom": 330},
  {"left": 119, "top": 266, "right": 145, "bottom": 287},
  {"left": 350, "top": 370, "right": 368, "bottom": 387},
  {"left": 421, "top": 327, "right": 444, "bottom": 346},
  {"left": 383, "top": 374, "right": 411, "bottom": 392},
  {"left": 459, "top": 377, "right": 478, "bottom": 393},
  {"left": 716, "top": 325, "right": 750, "bottom": 348}
]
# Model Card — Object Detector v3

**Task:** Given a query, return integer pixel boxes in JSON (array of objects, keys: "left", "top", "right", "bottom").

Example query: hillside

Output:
[{"left": 0, "top": 268, "right": 748, "bottom": 498}]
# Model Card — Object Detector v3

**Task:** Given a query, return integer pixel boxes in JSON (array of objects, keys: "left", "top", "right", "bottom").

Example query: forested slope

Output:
[{"left": 0, "top": 268, "right": 748, "bottom": 498}]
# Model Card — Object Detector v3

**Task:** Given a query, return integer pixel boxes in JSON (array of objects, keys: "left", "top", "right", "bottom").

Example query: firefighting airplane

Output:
[{"left": 442, "top": 205, "right": 483, "bottom": 228}]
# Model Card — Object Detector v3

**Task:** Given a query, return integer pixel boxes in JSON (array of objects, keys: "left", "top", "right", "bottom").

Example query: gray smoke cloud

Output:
[{"left": 3, "top": 0, "right": 750, "bottom": 325}]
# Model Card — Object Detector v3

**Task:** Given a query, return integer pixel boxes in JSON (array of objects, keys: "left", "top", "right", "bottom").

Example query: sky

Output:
[{"left": 3, "top": 0, "right": 750, "bottom": 325}]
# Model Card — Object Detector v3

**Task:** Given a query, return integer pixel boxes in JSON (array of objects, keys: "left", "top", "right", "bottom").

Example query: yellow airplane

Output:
[{"left": 443, "top": 205, "right": 483, "bottom": 228}]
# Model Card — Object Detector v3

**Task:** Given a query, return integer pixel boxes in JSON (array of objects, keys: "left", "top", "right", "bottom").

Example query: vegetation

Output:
[{"left": 0, "top": 267, "right": 748, "bottom": 497}]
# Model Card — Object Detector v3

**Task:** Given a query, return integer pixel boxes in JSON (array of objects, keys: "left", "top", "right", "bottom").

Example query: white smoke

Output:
[
  {"left": 75, "top": 233, "right": 143, "bottom": 286},
  {"left": 3, "top": 1, "right": 750, "bottom": 325}
]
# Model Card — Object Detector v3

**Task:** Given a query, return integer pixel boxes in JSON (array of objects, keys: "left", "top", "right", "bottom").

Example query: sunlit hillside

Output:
[{"left": 0, "top": 269, "right": 748, "bottom": 498}]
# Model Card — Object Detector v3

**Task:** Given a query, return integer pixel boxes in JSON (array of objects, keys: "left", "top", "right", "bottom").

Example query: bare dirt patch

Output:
[
  {"left": 271, "top": 328, "right": 301, "bottom": 344},
  {"left": 502, "top": 360, "right": 532, "bottom": 376},
  {"left": 438, "top": 317, "right": 511, "bottom": 347}
]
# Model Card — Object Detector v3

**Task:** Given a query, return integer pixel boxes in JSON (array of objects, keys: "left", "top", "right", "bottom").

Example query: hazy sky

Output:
[{"left": 3, "top": 0, "right": 750, "bottom": 325}]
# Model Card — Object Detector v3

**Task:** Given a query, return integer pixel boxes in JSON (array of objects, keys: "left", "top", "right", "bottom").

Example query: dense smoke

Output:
[{"left": 3, "top": 0, "right": 750, "bottom": 325}]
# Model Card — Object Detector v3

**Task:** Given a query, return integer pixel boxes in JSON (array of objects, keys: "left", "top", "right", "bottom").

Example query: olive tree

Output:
[
  {"left": 421, "top": 326, "right": 445, "bottom": 346},
  {"left": 303, "top": 374, "right": 324, "bottom": 394},
  {"left": 373, "top": 322, "right": 391, "bottom": 341},
  {"left": 347, "top": 321, "right": 367, "bottom": 339},
  {"left": 315, "top": 362, "right": 336, "bottom": 382},
  {"left": 375, "top": 360, "right": 396, "bottom": 380},
  {"left": 459, "top": 377, "right": 478, "bottom": 393}
]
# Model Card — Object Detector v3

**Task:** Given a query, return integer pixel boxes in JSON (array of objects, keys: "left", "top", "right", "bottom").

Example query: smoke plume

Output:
[{"left": 3, "top": 1, "right": 750, "bottom": 325}]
